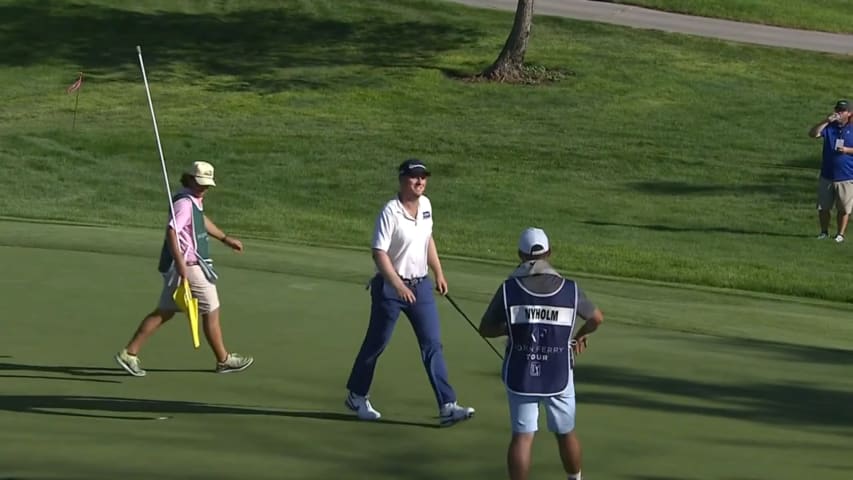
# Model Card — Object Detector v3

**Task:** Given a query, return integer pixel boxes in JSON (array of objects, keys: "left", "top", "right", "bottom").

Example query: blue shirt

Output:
[{"left": 820, "top": 121, "right": 853, "bottom": 181}]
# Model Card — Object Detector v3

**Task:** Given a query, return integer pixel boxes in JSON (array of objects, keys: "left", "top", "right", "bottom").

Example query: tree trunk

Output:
[{"left": 482, "top": 0, "right": 535, "bottom": 81}]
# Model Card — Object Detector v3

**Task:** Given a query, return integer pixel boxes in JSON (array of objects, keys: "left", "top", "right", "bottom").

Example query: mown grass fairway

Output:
[
  {"left": 2, "top": 222, "right": 853, "bottom": 479},
  {"left": 599, "top": 0, "right": 853, "bottom": 33}
]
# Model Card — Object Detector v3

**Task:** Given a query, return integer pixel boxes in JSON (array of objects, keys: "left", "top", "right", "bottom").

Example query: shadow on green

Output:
[{"left": 0, "top": 393, "right": 438, "bottom": 428}]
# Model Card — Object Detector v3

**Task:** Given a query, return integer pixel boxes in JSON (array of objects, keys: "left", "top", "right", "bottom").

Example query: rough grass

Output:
[
  {"left": 599, "top": 0, "right": 853, "bottom": 33},
  {"left": 1, "top": 0, "right": 852, "bottom": 302}
]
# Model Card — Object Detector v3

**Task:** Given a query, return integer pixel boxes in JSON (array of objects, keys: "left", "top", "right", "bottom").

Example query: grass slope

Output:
[{"left": 1, "top": 1, "right": 852, "bottom": 298}]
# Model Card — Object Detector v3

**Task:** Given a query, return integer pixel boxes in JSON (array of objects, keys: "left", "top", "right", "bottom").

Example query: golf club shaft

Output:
[{"left": 445, "top": 294, "right": 503, "bottom": 360}]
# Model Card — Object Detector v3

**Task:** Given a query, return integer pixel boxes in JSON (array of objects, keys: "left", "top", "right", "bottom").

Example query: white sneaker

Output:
[
  {"left": 114, "top": 349, "right": 146, "bottom": 377},
  {"left": 345, "top": 392, "right": 381, "bottom": 420},
  {"left": 439, "top": 401, "right": 475, "bottom": 427},
  {"left": 835, "top": 234, "right": 845, "bottom": 243},
  {"left": 216, "top": 353, "right": 254, "bottom": 373}
]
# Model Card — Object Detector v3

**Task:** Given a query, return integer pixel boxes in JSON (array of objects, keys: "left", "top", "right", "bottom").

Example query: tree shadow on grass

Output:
[
  {"left": 0, "top": 360, "right": 211, "bottom": 381},
  {"left": 629, "top": 180, "right": 812, "bottom": 203},
  {"left": 476, "top": 332, "right": 853, "bottom": 431},
  {"left": 0, "top": 360, "right": 129, "bottom": 380},
  {"left": 479, "top": 365, "right": 853, "bottom": 431},
  {"left": 700, "top": 335, "right": 853, "bottom": 367},
  {"left": 580, "top": 219, "right": 806, "bottom": 239},
  {"left": 0, "top": 373, "right": 121, "bottom": 384},
  {"left": 0, "top": 394, "right": 438, "bottom": 428},
  {"left": 758, "top": 155, "right": 819, "bottom": 171},
  {"left": 577, "top": 364, "right": 853, "bottom": 430},
  {"left": 703, "top": 436, "right": 850, "bottom": 452},
  {"left": 0, "top": 1, "right": 481, "bottom": 93}
]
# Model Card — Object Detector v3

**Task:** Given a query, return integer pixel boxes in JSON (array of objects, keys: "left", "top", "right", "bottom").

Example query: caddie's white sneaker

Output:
[
  {"left": 835, "top": 234, "right": 845, "bottom": 243},
  {"left": 216, "top": 353, "right": 254, "bottom": 373},
  {"left": 345, "top": 391, "right": 381, "bottom": 420},
  {"left": 115, "top": 349, "right": 146, "bottom": 377},
  {"left": 439, "top": 401, "right": 475, "bottom": 427}
]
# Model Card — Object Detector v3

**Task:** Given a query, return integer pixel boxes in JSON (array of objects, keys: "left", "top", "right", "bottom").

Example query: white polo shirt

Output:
[{"left": 372, "top": 195, "right": 433, "bottom": 279}]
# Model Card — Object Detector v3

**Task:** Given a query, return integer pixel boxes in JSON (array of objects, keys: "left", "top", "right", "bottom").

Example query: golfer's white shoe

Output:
[
  {"left": 439, "top": 401, "right": 475, "bottom": 427},
  {"left": 345, "top": 392, "right": 382, "bottom": 420}
]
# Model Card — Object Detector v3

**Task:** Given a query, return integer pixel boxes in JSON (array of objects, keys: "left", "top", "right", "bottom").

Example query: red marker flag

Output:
[
  {"left": 67, "top": 72, "right": 84, "bottom": 131},
  {"left": 66, "top": 72, "right": 83, "bottom": 94}
]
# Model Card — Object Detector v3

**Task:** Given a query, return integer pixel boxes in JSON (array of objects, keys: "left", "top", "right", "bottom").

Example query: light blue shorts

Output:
[{"left": 507, "top": 390, "right": 576, "bottom": 434}]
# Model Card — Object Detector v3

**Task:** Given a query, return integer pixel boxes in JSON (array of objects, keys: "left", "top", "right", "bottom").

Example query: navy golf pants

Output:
[{"left": 346, "top": 274, "right": 456, "bottom": 407}]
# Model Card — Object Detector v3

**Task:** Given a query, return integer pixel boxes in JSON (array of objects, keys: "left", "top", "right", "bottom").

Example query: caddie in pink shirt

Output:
[
  {"left": 168, "top": 191, "right": 203, "bottom": 265},
  {"left": 114, "top": 161, "right": 254, "bottom": 376}
]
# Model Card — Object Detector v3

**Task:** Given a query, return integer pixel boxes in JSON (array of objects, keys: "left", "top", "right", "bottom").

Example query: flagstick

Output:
[
  {"left": 68, "top": 72, "right": 83, "bottom": 132},
  {"left": 136, "top": 46, "right": 200, "bottom": 349},
  {"left": 136, "top": 46, "right": 178, "bottom": 232},
  {"left": 71, "top": 87, "right": 80, "bottom": 132}
]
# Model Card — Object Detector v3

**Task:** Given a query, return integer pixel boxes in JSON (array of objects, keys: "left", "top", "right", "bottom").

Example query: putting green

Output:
[{"left": 1, "top": 221, "right": 851, "bottom": 479}]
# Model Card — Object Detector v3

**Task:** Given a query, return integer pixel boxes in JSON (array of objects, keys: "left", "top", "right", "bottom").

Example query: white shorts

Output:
[{"left": 507, "top": 390, "right": 576, "bottom": 434}]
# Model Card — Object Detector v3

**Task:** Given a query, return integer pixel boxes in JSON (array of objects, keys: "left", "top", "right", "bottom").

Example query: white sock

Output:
[{"left": 568, "top": 472, "right": 582, "bottom": 480}]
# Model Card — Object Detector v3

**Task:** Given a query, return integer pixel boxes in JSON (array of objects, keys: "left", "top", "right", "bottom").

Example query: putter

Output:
[{"left": 445, "top": 294, "right": 504, "bottom": 360}]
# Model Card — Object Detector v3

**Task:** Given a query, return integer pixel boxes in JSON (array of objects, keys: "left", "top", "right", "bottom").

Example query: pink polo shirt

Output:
[{"left": 168, "top": 189, "right": 204, "bottom": 263}]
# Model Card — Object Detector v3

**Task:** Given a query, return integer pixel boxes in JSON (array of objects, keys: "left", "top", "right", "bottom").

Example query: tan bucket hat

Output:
[{"left": 187, "top": 161, "right": 216, "bottom": 186}]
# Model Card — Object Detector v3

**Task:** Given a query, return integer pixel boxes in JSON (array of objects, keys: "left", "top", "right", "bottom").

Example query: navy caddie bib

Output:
[{"left": 502, "top": 277, "right": 577, "bottom": 396}]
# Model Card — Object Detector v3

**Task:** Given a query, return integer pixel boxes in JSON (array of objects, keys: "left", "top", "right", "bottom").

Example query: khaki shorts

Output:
[
  {"left": 816, "top": 177, "right": 853, "bottom": 214},
  {"left": 158, "top": 265, "right": 220, "bottom": 314}
]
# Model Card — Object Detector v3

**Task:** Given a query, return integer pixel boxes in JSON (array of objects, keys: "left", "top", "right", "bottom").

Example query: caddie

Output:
[
  {"left": 479, "top": 227, "right": 604, "bottom": 480},
  {"left": 115, "top": 161, "right": 253, "bottom": 376}
]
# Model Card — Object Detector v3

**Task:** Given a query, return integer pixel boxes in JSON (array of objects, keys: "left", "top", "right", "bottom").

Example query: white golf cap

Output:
[
  {"left": 187, "top": 161, "right": 216, "bottom": 186},
  {"left": 518, "top": 227, "right": 550, "bottom": 255}
]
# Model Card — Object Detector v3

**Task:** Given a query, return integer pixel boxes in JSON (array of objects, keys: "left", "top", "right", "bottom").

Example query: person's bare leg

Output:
[
  {"left": 508, "top": 433, "right": 535, "bottom": 480},
  {"left": 819, "top": 209, "right": 831, "bottom": 234},
  {"left": 557, "top": 431, "right": 582, "bottom": 478},
  {"left": 837, "top": 211, "right": 849, "bottom": 237},
  {"left": 126, "top": 309, "right": 175, "bottom": 355},
  {"left": 202, "top": 308, "right": 228, "bottom": 363}
]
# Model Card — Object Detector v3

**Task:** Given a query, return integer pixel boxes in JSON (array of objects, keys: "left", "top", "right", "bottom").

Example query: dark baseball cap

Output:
[
  {"left": 835, "top": 100, "right": 850, "bottom": 112},
  {"left": 398, "top": 158, "right": 431, "bottom": 177}
]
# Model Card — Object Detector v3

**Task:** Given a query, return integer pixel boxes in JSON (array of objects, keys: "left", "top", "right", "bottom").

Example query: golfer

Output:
[
  {"left": 115, "top": 161, "right": 254, "bottom": 376},
  {"left": 479, "top": 227, "right": 604, "bottom": 480},
  {"left": 344, "top": 159, "right": 474, "bottom": 427}
]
